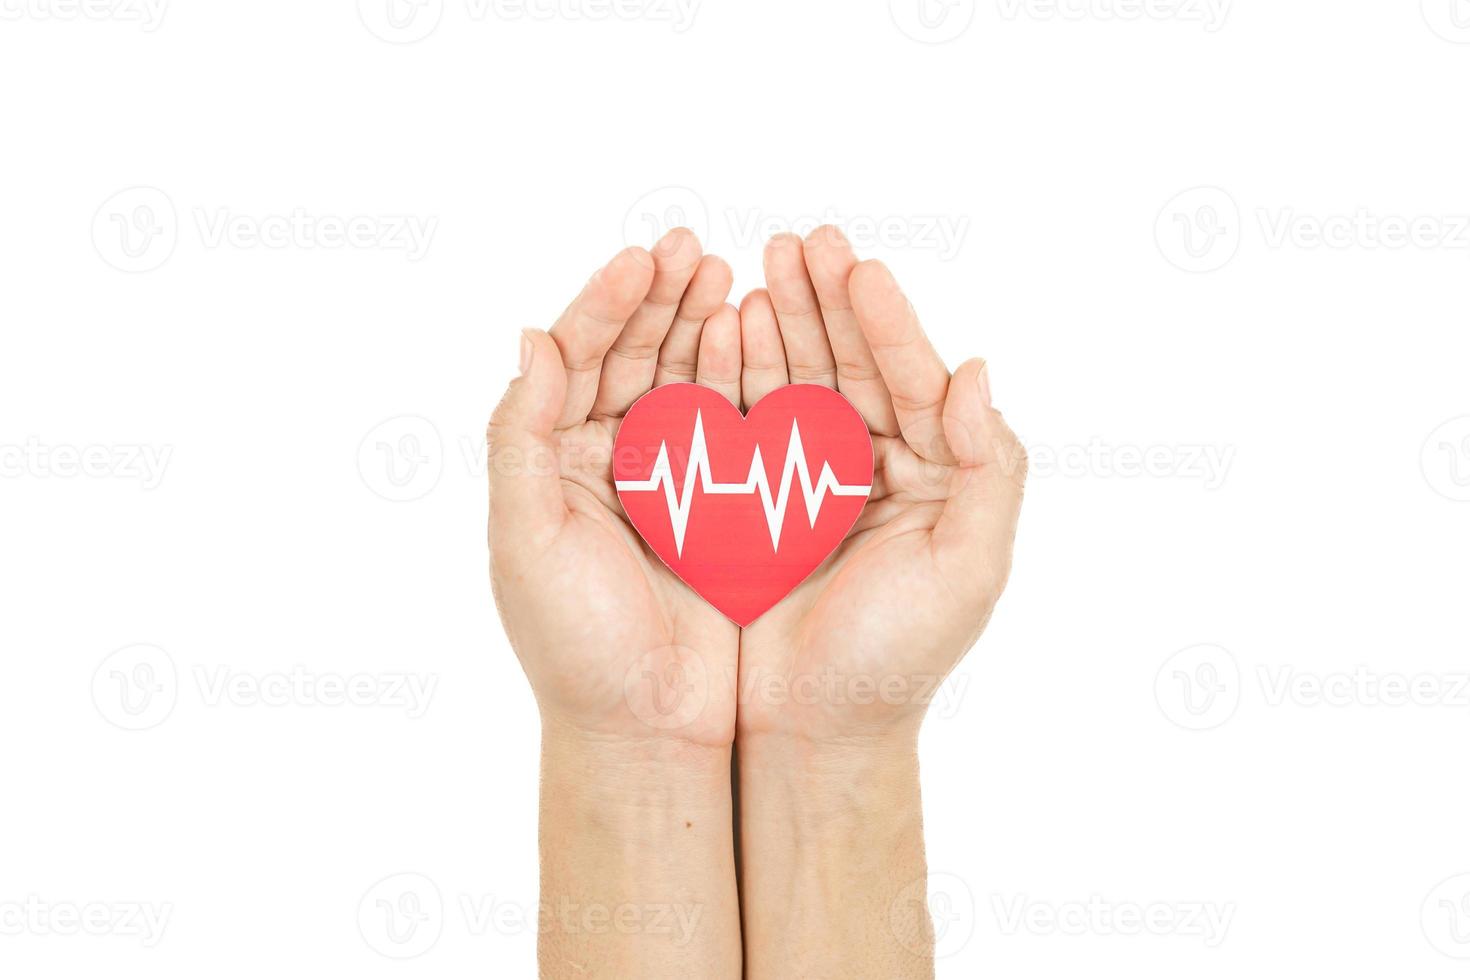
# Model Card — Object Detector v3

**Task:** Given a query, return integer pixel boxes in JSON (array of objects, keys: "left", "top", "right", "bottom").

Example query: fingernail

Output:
[
  {"left": 519, "top": 330, "right": 534, "bottom": 376},
  {"left": 977, "top": 363, "right": 992, "bottom": 408}
]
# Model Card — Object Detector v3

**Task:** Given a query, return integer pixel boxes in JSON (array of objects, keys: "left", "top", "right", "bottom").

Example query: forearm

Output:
[
  {"left": 737, "top": 732, "right": 933, "bottom": 980},
  {"left": 538, "top": 721, "right": 742, "bottom": 979}
]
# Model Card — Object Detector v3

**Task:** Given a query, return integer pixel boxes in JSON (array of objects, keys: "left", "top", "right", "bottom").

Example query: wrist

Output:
[
  {"left": 537, "top": 721, "right": 741, "bottom": 978},
  {"left": 735, "top": 733, "right": 932, "bottom": 978},
  {"left": 540, "top": 716, "right": 732, "bottom": 809},
  {"left": 732, "top": 654, "right": 945, "bottom": 745},
  {"left": 737, "top": 732, "right": 922, "bottom": 835}
]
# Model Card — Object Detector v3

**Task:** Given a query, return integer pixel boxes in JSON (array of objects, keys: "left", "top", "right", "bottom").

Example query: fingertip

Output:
[
  {"left": 652, "top": 226, "right": 703, "bottom": 274},
  {"left": 492, "top": 328, "right": 565, "bottom": 440},
  {"left": 704, "top": 302, "right": 741, "bottom": 338},
  {"left": 945, "top": 357, "right": 1021, "bottom": 477},
  {"left": 763, "top": 233, "right": 805, "bottom": 272},
  {"left": 803, "top": 226, "right": 858, "bottom": 294},
  {"left": 521, "top": 327, "right": 567, "bottom": 396},
  {"left": 521, "top": 325, "right": 558, "bottom": 358},
  {"left": 804, "top": 223, "right": 849, "bottom": 250},
  {"left": 605, "top": 245, "right": 658, "bottom": 293},
  {"left": 613, "top": 245, "right": 653, "bottom": 266},
  {"left": 697, "top": 253, "right": 734, "bottom": 291},
  {"left": 739, "top": 290, "right": 784, "bottom": 362},
  {"left": 849, "top": 259, "right": 912, "bottom": 333},
  {"left": 739, "top": 287, "right": 772, "bottom": 314},
  {"left": 656, "top": 225, "right": 696, "bottom": 250},
  {"left": 953, "top": 356, "right": 987, "bottom": 383},
  {"left": 675, "top": 255, "right": 735, "bottom": 322},
  {"left": 849, "top": 257, "right": 894, "bottom": 293},
  {"left": 738, "top": 289, "right": 778, "bottom": 338},
  {"left": 698, "top": 303, "right": 744, "bottom": 402}
]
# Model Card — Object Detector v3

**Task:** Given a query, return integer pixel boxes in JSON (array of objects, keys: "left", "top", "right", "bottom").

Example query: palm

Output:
[
  {"left": 731, "top": 230, "right": 1024, "bottom": 740},
  {"left": 489, "top": 233, "right": 741, "bottom": 747},
  {"left": 740, "top": 444, "right": 973, "bottom": 737},
  {"left": 533, "top": 417, "right": 737, "bottom": 743}
]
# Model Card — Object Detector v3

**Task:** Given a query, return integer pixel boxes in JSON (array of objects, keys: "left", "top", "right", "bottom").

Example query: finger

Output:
[
  {"left": 802, "top": 226, "right": 899, "bottom": 435},
  {"left": 848, "top": 259, "right": 955, "bottom": 464},
  {"left": 695, "top": 304, "right": 743, "bottom": 406},
  {"left": 932, "top": 358, "right": 1026, "bottom": 600},
  {"left": 654, "top": 254, "right": 733, "bottom": 386},
  {"left": 548, "top": 247, "right": 655, "bottom": 429},
  {"left": 738, "top": 289, "right": 788, "bottom": 409},
  {"left": 763, "top": 233, "right": 837, "bottom": 387},
  {"left": 590, "top": 228, "right": 704, "bottom": 420},
  {"left": 488, "top": 329, "right": 569, "bottom": 548}
]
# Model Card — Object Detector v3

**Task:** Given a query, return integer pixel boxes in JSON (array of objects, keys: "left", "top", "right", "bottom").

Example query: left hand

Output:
[{"left": 735, "top": 227, "right": 1027, "bottom": 745}]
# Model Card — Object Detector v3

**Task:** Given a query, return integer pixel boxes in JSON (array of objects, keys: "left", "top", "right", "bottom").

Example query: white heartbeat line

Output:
[{"left": 614, "top": 411, "right": 871, "bottom": 556}]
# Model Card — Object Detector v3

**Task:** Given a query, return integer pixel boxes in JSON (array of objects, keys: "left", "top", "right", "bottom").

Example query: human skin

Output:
[
  {"left": 734, "top": 228, "right": 1026, "bottom": 978},
  {"left": 488, "top": 226, "right": 1025, "bottom": 978},
  {"left": 488, "top": 229, "right": 745, "bottom": 978}
]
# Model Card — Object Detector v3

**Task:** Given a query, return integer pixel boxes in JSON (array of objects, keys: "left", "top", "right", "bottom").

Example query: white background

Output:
[{"left": 3, "top": 0, "right": 1469, "bottom": 976}]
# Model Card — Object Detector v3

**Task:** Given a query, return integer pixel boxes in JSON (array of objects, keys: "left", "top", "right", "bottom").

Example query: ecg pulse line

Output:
[{"left": 614, "top": 411, "right": 871, "bottom": 556}]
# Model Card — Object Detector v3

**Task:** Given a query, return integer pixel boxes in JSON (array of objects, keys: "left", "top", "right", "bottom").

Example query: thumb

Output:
[
  {"left": 488, "top": 328, "right": 568, "bottom": 546},
  {"left": 932, "top": 358, "right": 1027, "bottom": 601}
]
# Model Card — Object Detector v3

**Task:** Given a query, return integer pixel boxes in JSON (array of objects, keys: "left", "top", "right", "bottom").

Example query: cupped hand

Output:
[
  {"left": 735, "top": 228, "right": 1027, "bottom": 743},
  {"left": 488, "top": 230, "right": 744, "bottom": 748}
]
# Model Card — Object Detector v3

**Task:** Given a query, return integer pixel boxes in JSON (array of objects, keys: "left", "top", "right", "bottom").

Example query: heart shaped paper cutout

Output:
[{"left": 613, "top": 383, "right": 874, "bottom": 626}]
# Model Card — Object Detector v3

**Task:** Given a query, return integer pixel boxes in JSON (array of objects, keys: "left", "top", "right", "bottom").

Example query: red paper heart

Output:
[{"left": 613, "top": 384, "right": 874, "bottom": 626}]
